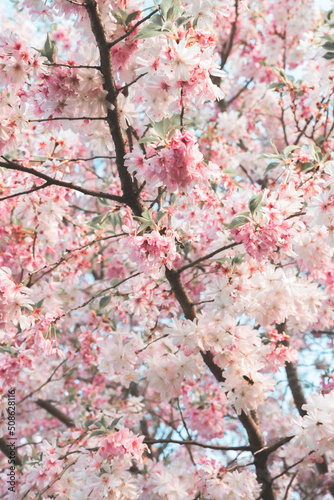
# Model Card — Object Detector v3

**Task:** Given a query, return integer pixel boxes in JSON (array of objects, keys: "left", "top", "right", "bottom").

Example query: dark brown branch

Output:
[
  {"left": 220, "top": 0, "right": 239, "bottom": 69},
  {"left": 276, "top": 322, "right": 334, "bottom": 497},
  {"left": 0, "top": 159, "right": 123, "bottom": 203},
  {"left": 226, "top": 78, "right": 254, "bottom": 107},
  {"left": 254, "top": 436, "right": 294, "bottom": 457},
  {"left": 0, "top": 437, "right": 23, "bottom": 466},
  {"left": 108, "top": 9, "right": 159, "bottom": 48},
  {"left": 85, "top": 0, "right": 146, "bottom": 216},
  {"left": 118, "top": 72, "right": 147, "bottom": 92},
  {"left": 0, "top": 182, "right": 50, "bottom": 202},
  {"left": 56, "top": 156, "right": 116, "bottom": 162},
  {"left": 166, "top": 267, "right": 275, "bottom": 500},
  {"left": 238, "top": 411, "right": 275, "bottom": 500},
  {"left": 35, "top": 399, "right": 75, "bottom": 428},
  {"left": 44, "top": 63, "right": 100, "bottom": 69},
  {"left": 28, "top": 116, "right": 106, "bottom": 122},
  {"left": 84, "top": 3, "right": 275, "bottom": 498},
  {"left": 177, "top": 242, "right": 239, "bottom": 274},
  {"left": 144, "top": 438, "right": 250, "bottom": 451}
]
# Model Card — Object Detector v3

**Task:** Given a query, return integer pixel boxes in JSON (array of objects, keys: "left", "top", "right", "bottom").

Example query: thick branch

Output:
[
  {"left": 0, "top": 437, "right": 23, "bottom": 466},
  {"left": 35, "top": 399, "right": 75, "bottom": 428},
  {"left": 84, "top": 4, "right": 274, "bottom": 497},
  {"left": 276, "top": 323, "right": 334, "bottom": 497},
  {"left": 166, "top": 267, "right": 275, "bottom": 499},
  {"left": 0, "top": 159, "right": 123, "bottom": 203},
  {"left": 85, "top": 0, "right": 146, "bottom": 216}
]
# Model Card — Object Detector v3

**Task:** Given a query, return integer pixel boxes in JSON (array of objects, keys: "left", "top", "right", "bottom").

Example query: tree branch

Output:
[
  {"left": 144, "top": 438, "right": 250, "bottom": 451},
  {"left": 108, "top": 9, "right": 159, "bottom": 48},
  {"left": 0, "top": 437, "right": 22, "bottom": 467},
  {"left": 85, "top": 0, "right": 146, "bottom": 216},
  {"left": 0, "top": 182, "right": 50, "bottom": 202},
  {"left": 177, "top": 242, "right": 239, "bottom": 274},
  {"left": 0, "top": 159, "right": 124, "bottom": 203},
  {"left": 35, "top": 399, "right": 75, "bottom": 428}
]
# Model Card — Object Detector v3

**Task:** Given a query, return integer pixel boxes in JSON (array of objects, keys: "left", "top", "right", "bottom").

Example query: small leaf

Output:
[
  {"left": 248, "top": 193, "right": 263, "bottom": 215},
  {"left": 300, "top": 162, "right": 314, "bottom": 173},
  {"left": 84, "top": 419, "right": 96, "bottom": 429},
  {"left": 138, "top": 136, "right": 160, "bottom": 144},
  {"left": 258, "top": 153, "right": 281, "bottom": 160},
  {"left": 283, "top": 145, "right": 300, "bottom": 157},
  {"left": 125, "top": 10, "right": 140, "bottom": 25},
  {"left": 90, "top": 430, "right": 108, "bottom": 437},
  {"left": 268, "top": 82, "right": 286, "bottom": 90},
  {"left": 34, "top": 299, "right": 44, "bottom": 310},
  {"left": 323, "top": 40, "right": 334, "bottom": 50},
  {"left": 273, "top": 67, "right": 288, "bottom": 82},
  {"left": 110, "top": 278, "right": 121, "bottom": 287},
  {"left": 310, "top": 145, "right": 323, "bottom": 163},
  {"left": 232, "top": 253, "right": 246, "bottom": 265},
  {"left": 323, "top": 52, "right": 334, "bottom": 60},
  {"left": 265, "top": 162, "right": 280, "bottom": 174},
  {"left": 97, "top": 197, "right": 110, "bottom": 206},
  {"left": 222, "top": 167, "right": 239, "bottom": 177},
  {"left": 157, "top": 210, "right": 165, "bottom": 222},
  {"left": 228, "top": 215, "right": 250, "bottom": 229},
  {"left": 109, "top": 416, "right": 122, "bottom": 430},
  {"left": 163, "top": 343, "right": 173, "bottom": 353},
  {"left": 99, "top": 295, "right": 111, "bottom": 309},
  {"left": 175, "top": 14, "right": 192, "bottom": 27}
]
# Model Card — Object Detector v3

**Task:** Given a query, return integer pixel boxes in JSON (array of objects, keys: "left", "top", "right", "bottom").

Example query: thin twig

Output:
[
  {"left": 18, "top": 360, "right": 68, "bottom": 405},
  {"left": 144, "top": 438, "right": 250, "bottom": 451},
  {"left": 177, "top": 242, "right": 239, "bottom": 274},
  {"left": 109, "top": 9, "right": 159, "bottom": 48},
  {"left": 0, "top": 182, "right": 50, "bottom": 202}
]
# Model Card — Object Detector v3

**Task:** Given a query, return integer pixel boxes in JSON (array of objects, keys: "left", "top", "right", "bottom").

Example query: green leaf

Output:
[
  {"left": 138, "top": 136, "right": 160, "bottom": 144},
  {"left": 34, "top": 299, "right": 44, "bottom": 309},
  {"left": 248, "top": 193, "right": 263, "bottom": 215},
  {"left": 125, "top": 11, "right": 140, "bottom": 25},
  {"left": 99, "top": 295, "right": 111, "bottom": 309},
  {"left": 283, "top": 145, "right": 300, "bottom": 157},
  {"left": 323, "top": 52, "right": 334, "bottom": 60},
  {"left": 222, "top": 167, "right": 239, "bottom": 177},
  {"left": 109, "top": 416, "right": 122, "bottom": 430},
  {"left": 265, "top": 162, "right": 280, "bottom": 174},
  {"left": 268, "top": 82, "right": 286, "bottom": 90},
  {"left": 90, "top": 430, "right": 108, "bottom": 437},
  {"left": 310, "top": 145, "right": 323, "bottom": 163},
  {"left": 152, "top": 117, "right": 171, "bottom": 138},
  {"left": 228, "top": 215, "right": 250, "bottom": 229},
  {"left": 90, "top": 213, "right": 109, "bottom": 227},
  {"left": 258, "top": 153, "right": 281, "bottom": 160},
  {"left": 97, "top": 197, "right": 110, "bottom": 206},
  {"left": 157, "top": 210, "right": 165, "bottom": 222},
  {"left": 160, "top": 0, "right": 184, "bottom": 20},
  {"left": 163, "top": 343, "right": 173, "bottom": 353},
  {"left": 322, "top": 40, "right": 334, "bottom": 51},
  {"left": 84, "top": 419, "right": 96, "bottom": 429},
  {"left": 300, "top": 162, "right": 314, "bottom": 173},
  {"left": 110, "top": 278, "right": 122, "bottom": 287},
  {"left": 137, "top": 221, "right": 153, "bottom": 233},
  {"left": 43, "top": 32, "right": 57, "bottom": 63},
  {"left": 273, "top": 67, "right": 288, "bottom": 83},
  {"left": 134, "top": 26, "right": 167, "bottom": 40},
  {"left": 231, "top": 253, "right": 246, "bottom": 265}
]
